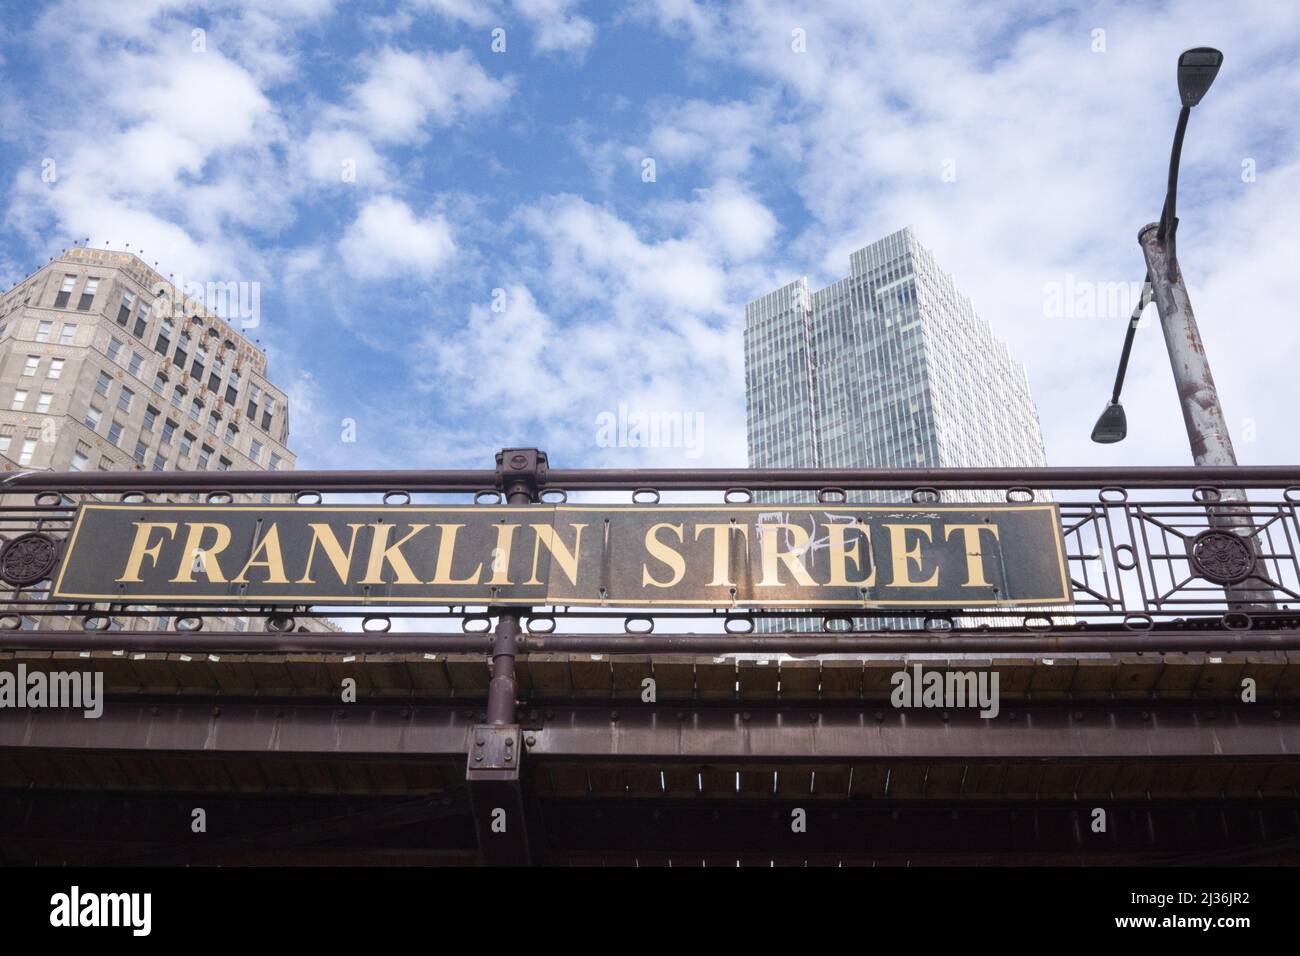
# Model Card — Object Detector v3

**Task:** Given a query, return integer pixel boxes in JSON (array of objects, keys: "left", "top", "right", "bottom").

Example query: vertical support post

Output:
[
  {"left": 466, "top": 448, "right": 547, "bottom": 865},
  {"left": 1138, "top": 225, "right": 1273, "bottom": 609}
]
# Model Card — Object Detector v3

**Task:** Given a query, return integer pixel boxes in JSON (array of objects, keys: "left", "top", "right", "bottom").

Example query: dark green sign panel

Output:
[{"left": 51, "top": 503, "right": 1071, "bottom": 608}]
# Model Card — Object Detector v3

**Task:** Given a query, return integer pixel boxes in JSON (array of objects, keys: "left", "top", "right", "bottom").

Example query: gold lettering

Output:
[
  {"left": 359, "top": 523, "right": 428, "bottom": 585},
  {"left": 694, "top": 523, "right": 749, "bottom": 588},
  {"left": 297, "top": 523, "right": 364, "bottom": 584},
  {"left": 642, "top": 523, "right": 686, "bottom": 588},
  {"left": 233, "top": 524, "right": 290, "bottom": 584},
  {"left": 824, "top": 521, "right": 874, "bottom": 587},
  {"left": 117, "top": 522, "right": 177, "bottom": 583},
  {"left": 525, "top": 523, "right": 586, "bottom": 587},
  {"left": 884, "top": 523, "right": 938, "bottom": 587},
  {"left": 427, "top": 524, "right": 483, "bottom": 585},
  {"left": 170, "top": 522, "right": 233, "bottom": 583},
  {"left": 486, "top": 523, "right": 519, "bottom": 586},
  {"left": 757, "top": 523, "right": 816, "bottom": 587},
  {"left": 944, "top": 523, "right": 1002, "bottom": 588}
]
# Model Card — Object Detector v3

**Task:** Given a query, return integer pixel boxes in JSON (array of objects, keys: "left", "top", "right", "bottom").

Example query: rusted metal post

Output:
[
  {"left": 1138, "top": 224, "right": 1273, "bottom": 608},
  {"left": 465, "top": 448, "right": 547, "bottom": 865},
  {"left": 1138, "top": 223, "right": 1237, "bottom": 467}
]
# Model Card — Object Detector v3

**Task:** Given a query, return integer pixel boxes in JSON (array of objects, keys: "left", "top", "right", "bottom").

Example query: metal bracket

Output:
[
  {"left": 466, "top": 723, "right": 522, "bottom": 781},
  {"left": 495, "top": 448, "right": 548, "bottom": 502}
]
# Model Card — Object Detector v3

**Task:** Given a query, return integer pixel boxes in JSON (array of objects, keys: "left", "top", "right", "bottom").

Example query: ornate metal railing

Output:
[{"left": 2, "top": 456, "right": 1300, "bottom": 654}]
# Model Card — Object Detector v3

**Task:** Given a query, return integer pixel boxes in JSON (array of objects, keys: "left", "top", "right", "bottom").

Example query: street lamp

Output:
[
  {"left": 1091, "top": 48, "right": 1271, "bottom": 610},
  {"left": 1157, "top": 48, "right": 1224, "bottom": 282},
  {"left": 1091, "top": 47, "right": 1227, "bottom": 457}
]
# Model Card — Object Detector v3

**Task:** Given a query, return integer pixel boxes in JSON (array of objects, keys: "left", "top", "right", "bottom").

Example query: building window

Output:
[
  {"left": 59, "top": 323, "right": 77, "bottom": 345},
  {"left": 225, "top": 422, "right": 238, "bottom": 443},
  {"left": 161, "top": 419, "right": 177, "bottom": 444},
  {"left": 107, "top": 420, "right": 124, "bottom": 446},
  {"left": 95, "top": 371, "right": 112, "bottom": 397},
  {"left": 133, "top": 314, "right": 148, "bottom": 339},
  {"left": 197, "top": 445, "right": 212, "bottom": 469},
  {"left": 170, "top": 388, "right": 185, "bottom": 409},
  {"left": 217, "top": 456, "right": 231, "bottom": 471},
  {"left": 188, "top": 399, "right": 201, "bottom": 421},
  {"left": 143, "top": 406, "right": 159, "bottom": 431},
  {"left": 10, "top": 389, "right": 28, "bottom": 411},
  {"left": 84, "top": 404, "right": 102, "bottom": 431},
  {"left": 0, "top": 435, "right": 10, "bottom": 456},
  {"left": 18, "top": 439, "right": 37, "bottom": 465},
  {"left": 36, "top": 320, "right": 52, "bottom": 342},
  {"left": 107, "top": 337, "right": 124, "bottom": 362},
  {"left": 22, "top": 355, "right": 39, "bottom": 376},
  {"left": 133, "top": 440, "right": 148, "bottom": 465},
  {"left": 225, "top": 384, "right": 238, "bottom": 405},
  {"left": 180, "top": 432, "right": 195, "bottom": 456},
  {"left": 54, "top": 275, "right": 76, "bottom": 308},
  {"left": 269, "top": 452, "right": 283, "bottom": 471},
  {"left": 207, "top": 411, "right": 220, "bottom": 433},
  {"left": 77, "top": 277, "right": 99, "bottom": 311},
  {"left": 128, "top": 352, "right": 144, "bottom": 377},
  {"left": 117, "top": 386, "right": 134, "bottom": 413},
  {"left": 208, "top": 372, "right": 221, "bottom": 393},
  {"left": 117, "top": 289, "right": 135, "bottom": 326},
  {"left": 48, "top": 358, "right": 64, "bottom": 380},
  {"left": 152, "top": 455, "right": 166, "bottom": 471},
  {"left": 249, "top": 438, "right": 264, "bottom": 463},
  {"left": 36, "top": 391, "right": 52, "bottom": 413},
  {"left": 70, "top": 448, "right": 90, "bottom": 471}
]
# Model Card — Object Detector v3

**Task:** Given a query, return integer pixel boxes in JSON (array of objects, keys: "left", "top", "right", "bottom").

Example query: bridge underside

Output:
[{"left": 3, "top": 649, "right": 1299, "bottom": 865}]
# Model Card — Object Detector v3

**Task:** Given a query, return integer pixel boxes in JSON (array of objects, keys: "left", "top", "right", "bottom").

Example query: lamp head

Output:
[
  {"left": 1177, "top": 47, "right": 1223, "bottom": 107},
  {"left": 1091, "top": 402, "right": 1128, "bottom": 444}
]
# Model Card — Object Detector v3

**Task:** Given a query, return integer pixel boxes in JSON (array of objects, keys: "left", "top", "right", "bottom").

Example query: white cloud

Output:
[
  {"left": 512, "top": 0, "right": 596, "bottom": 56},
  {"left": 299, "top": 128, "right": 388, "bottom": 185},
  {"left": 337, "top": 195, "right": 457, "bottom": 280},
  {"left": 407, "top": 0, "right": 499, "bottom": 27},
  {"left": 693, "top": 182, "right": 777, "bottom": 260},
  {"left": 339, "top": 47, "right": 513, "bottom": 144}
]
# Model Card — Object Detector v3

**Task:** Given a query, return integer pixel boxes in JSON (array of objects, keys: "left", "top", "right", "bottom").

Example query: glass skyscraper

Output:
[{"left": 744, "top": 226, "right": 1050, "bottom": 632}]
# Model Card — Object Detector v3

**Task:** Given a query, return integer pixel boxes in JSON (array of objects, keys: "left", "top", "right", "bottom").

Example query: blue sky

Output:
[{"left": 2, "top": 0, "right": 1299, "bottom": 473}]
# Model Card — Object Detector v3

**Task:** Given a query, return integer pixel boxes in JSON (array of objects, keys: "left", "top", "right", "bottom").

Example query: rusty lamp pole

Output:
[
  {"left": 1093, "top": 47, "right": 1229, "bottom": 455},
  {"left": 1093, "top": 48, "right": 1273, "bottom": 609}
]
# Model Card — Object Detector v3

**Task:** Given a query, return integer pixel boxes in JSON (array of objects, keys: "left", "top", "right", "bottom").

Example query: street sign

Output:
[{"left": 51, "top": 502, "right": 1071, "bottom": 608}]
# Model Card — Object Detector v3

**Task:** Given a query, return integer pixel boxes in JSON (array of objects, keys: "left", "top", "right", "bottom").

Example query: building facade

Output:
[
  {"left": 744, "top": 227, "right": 1050, "bottom": 631},
  {"left": 0, "top": 246, "right": 326, "bottom": 633}
]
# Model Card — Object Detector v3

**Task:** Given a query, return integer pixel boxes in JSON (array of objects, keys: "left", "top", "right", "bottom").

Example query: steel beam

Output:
[
  {"left": 524, "top": 704, "right": 1300, "bottom": 762},
  {"left": 7, "top": 699, "right": 1294, "bottom": 764},
  {"left": 4, "top": 626, "right": 1300, "bottom": 656},
  {"left": 0, "top": 701, "right": 470, "bottom": 757}
]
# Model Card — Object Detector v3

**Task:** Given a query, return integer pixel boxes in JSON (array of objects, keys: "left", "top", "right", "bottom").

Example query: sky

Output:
[{"left": 1, "top": 0, "right": 1298, "bottom": 475}]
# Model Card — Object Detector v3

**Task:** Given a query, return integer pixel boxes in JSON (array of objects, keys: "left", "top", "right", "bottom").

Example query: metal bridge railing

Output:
[{"left": 1, "top": 457, "right": 1299, "bottom": 654}]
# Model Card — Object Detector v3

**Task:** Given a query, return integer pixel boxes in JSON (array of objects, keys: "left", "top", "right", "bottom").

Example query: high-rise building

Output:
[
  {"left": 744, "top": 226, "right": 1050, "bottom": 631},
  {"left": 0, "top": 245, "right": 331, "bottom": 633},
  {"left": 746, "top": 226, "right": 1046, "bottom": 477}
]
